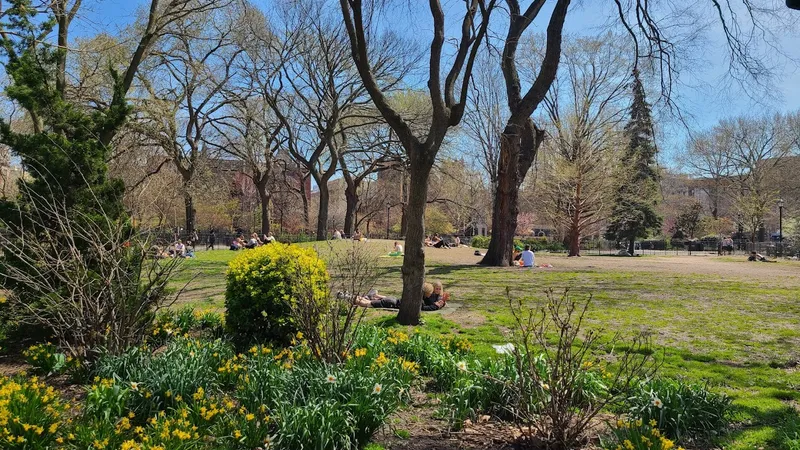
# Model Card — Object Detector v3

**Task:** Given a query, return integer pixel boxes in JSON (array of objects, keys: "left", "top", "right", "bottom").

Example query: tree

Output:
[
  {"left": 479, "top": 0, "right": 570, "bottom": 266},
  {"left": 723, "top": 115, "right": 793, "bottom": 243},
  {"left": 340, "top": 0, "right": 496, "bottom": 324},
  {"left": 0, "top": 0, "right": 129, "bottom": 226},
  {"left": 682, "top": 131, "right": 734, "bottom": 219},
  {"left": 138, "top": 3, "right": 244, "bottom": 235},
  {"left": 538, "top": 35, "right": 632, "bottom": 256},
  {"left": 605, "top": 69, "right": 662, "bottom": 255},
  {"left": 672, "top": 201, "right": 704, "bottom": 239},
  {"left": 339, "top": 124, "right": 399, "bottom": 236}
]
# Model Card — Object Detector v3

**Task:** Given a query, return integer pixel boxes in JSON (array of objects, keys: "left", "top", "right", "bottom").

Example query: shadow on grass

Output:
[{"left": 724, "top": 402, "right": 800, "bottom": 448}]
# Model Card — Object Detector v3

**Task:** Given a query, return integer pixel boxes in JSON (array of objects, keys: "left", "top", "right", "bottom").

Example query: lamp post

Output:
[
  {"left": 778, "top": 198, "right": 784, "bottom": 256},
  {"left": 386, "top": 203, "right": 390, "bottom": 240}
]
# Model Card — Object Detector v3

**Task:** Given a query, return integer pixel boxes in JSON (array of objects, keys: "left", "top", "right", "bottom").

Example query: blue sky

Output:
[{"left": 71, "top": 0, "right": 800, "bottom": 166}]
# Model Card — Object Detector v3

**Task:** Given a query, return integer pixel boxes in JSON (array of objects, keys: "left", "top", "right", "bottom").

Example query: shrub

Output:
[
  {"left": 0, "top": 375, "right": 69, "bottom": 449},
  {"left": 603, "top": 419, "right": 682, "bottom": 450},
  {"left": 471, "top": 236, "right": 491, "bottom": 248},
  {"left": 225, "top": 243, "right": 329, "bottom": 347},
  {"left": 503, "top": 288, "right": 658, "bottom": 448},
  {"left": 626, "top": 377, "right": 731, "bottom": 443},
  {"left": 0, "top": 206, "right": 183, "bottom": 362},
  {"left": 292, "top": 242, "right": 380, "bottom": 363}
]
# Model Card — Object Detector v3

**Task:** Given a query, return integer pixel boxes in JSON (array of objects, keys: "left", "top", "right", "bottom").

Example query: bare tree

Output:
[
  {"left": 281, "top": 0, "right": 409, "bottom": 241},
  {"left": 682, "top": 131, "right": 735, "bottom": 219},
  {"left": 539, "top": 35, "right": 632, "bottom": 256},
  {"left": 340, "top": 0, "right": 496, "bottom": 325},
  {"left": 339, "top": 123, "right": 400, "bottom": 236},
  {"left": 137, "top": 4, "right": 244, "bottom": 234},
  {"left": 722, "top": 114, "right": 794, "bottom": 242}
]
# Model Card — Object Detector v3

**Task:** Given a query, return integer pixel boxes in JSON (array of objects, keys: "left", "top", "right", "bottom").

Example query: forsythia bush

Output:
[{"left": 225, "top": 244, "right": 329, "bottom": 346}]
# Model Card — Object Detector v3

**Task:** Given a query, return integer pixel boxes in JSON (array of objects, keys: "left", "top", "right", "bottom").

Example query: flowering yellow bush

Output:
[
  {"left": 225, "top": 243, "right": 329, "bottom": 346},
  {"left": 605, "top": 419, "right": 685, "bottom": 450}
]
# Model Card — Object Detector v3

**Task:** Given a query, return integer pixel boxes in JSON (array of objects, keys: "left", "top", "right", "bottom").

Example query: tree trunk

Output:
[
  {"left": 627, "top": 238, "right": 635, "bottom": 256},
  {"left": 299, "top": 177, "right": 310, "bottom": 231},
  {"left": 315, "top": 183, "right": 330, "bottom": 241},
  {"left": 480, "top": 121, "right": 542, "bottom": 266},
  {"left": 343, "top": 183, "right": 359, "bottom": 236},
  {"left": 397, "top": 162, "right": 432, "bottom": 325},
  {"left": 183, "top": 191, "right": 195, "bottom": 237},
  {"left": 258, "top": 182, "right": 271, "bottom": 236},
  {"left": 568, "top": 181, "right": 582, "bottom": 257},
  {"left": 481, "top": 134, "right": 520, "bottom": 266}
]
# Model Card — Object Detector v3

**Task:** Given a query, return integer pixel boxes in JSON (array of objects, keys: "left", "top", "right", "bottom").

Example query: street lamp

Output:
[
  {"left": 386, "top": 203, "right": 390, "bottom": 240},
  {"left": 778, "top": 198, "right": 784, "bottom": 256}
]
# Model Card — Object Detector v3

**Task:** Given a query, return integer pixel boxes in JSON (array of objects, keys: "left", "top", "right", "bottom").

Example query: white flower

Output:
[
  {"left": 540, "top": 382, "right": 550, "bottom": 390},
  {"left": 456, "top": 361, "right": 467, "bottom": 372},
  {"left": 373, "top": 383, "right": 383, "bottom": 394},
  {"left": 326, "top": 374, "right": 337, "bottom": 383},
  {"left": 652, "top": 398, "right": 663, "bottom": 408},
  {"left": 130, "top": 382, "right": 139, "bottom": 391},
  {"left": 492, "top": 343, "right": 515, "bottom": 355}
]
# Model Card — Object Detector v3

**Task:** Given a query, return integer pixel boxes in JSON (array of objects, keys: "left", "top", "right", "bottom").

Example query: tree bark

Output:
[
  {"left": 183, "top": 190, "right": 196, "bottom": 236},
  {"left": 480, "top": 121, "right": 542, "bottom": 266},
  {"left": 343, "top": 183, "right": 359, "bottom": 236},
  {"left": 568, "top": 180, "right": 582, "bottom": 256},
  {"left": 627, "top": 238, "right": 635, "bottom": 256},
  {"left": 315, "top": 181, "right": 330, "bottom": 240},
  {"left": 397, "top": 161, "right": 432, "bottom": 325},
  {"left": 299, "top": 175, "right": 310, "bottom": 231},
  {"left": 257, "top": 181, "right": 271, "bottom": 236},
  {"left": 481, "top": 133, "right": 520, "bottom": 266}
]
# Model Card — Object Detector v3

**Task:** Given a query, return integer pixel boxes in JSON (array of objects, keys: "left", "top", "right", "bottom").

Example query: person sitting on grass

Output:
[
  {"left": 748, "top": 251, "right": 776, "bottom": 262},
  {"left": 230, "top": 237, "right": 243, "bottom": 251},
  {"left": 174, "top": 240, "right": 186, "bottom": 258},
  {"left": 347, "top": 282, "right": 447, "bottom": 311},
  {"left": 520, "top": 245, "right": 535, "bottom": 267},
  {"left": 244, "top": 233, "right": 261, "bottom": 249},
  {"left": 389, "top": 241, "right": 403, "bottom": 256},
  {"left": 432, "top": 234, "right": 450, "bottom": 248}
]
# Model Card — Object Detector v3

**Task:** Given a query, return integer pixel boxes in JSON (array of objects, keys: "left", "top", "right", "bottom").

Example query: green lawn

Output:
[{"left": 171, "top": 241, "right": 800, "bottom": 449}]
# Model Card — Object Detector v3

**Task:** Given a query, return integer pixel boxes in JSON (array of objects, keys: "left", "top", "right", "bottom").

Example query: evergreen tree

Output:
[
  {"left": 605, "top": 69, "right": 662, "bottom": 254},
  {"left": 0, "top": 0, "right": 131, "bottom": 304},
  {"left": 0, "top": 0, "right": 129, "bottom": 224}
]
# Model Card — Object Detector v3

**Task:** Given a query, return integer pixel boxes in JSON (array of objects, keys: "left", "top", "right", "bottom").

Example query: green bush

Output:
[
  {"left": 626, "top": 377, "right": 731, "bottom": 443},
  {"left": 225, "top": 243, "right": 329, "bottom": 347},
  {"left": 470, "top": 235, "right": 566, "bottom": 252},
  {"left": 22, "top": 343, "right": 71, "bottom": 376}
]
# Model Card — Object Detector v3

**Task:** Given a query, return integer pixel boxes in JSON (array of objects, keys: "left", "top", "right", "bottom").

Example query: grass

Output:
[{"left": 169, "top": 240, "right": 800, "bottom": 449}]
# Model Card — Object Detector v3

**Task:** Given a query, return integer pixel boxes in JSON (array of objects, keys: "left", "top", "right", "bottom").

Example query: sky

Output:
[{"left": 69, "top": 0, "right": 800, "bottom": 168}]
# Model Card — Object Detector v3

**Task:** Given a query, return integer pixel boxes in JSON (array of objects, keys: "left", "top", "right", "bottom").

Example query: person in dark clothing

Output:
[
  {"left": 207, "top": 229, "right": 216, "bottom": 250},
  {"left": 348, "top": 282, "right": 447, "bottom": 310}
]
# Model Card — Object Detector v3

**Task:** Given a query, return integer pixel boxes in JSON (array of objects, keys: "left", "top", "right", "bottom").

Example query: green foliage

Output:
[
  {"left": 425, "top": 205, "right": 455, "bottom": 235},
  {"left": 84, "top": 378, "right": 132, "bottom": 423},
  {"left": 22, "top": 343, "right": 70, "bottom": 376},
  {"left": 225, "top": 243, "right": 329, "bottom": 347},
  {"left": 470, "top": 236, "right": 565, "bottom": 252},
  {"left": 626, "top": 377, "right": 731, "bottom": 443},
  {"left": 672, "top": 202, "right": 705, "bottom": 239}
]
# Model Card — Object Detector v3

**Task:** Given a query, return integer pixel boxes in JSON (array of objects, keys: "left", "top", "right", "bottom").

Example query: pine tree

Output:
[
  {"left": 0, "top": 0, "right": 131, "bottom": 304},
  {"left": 0, "top": 0, "right": 130, "bottom": 225},
  {"left": 605, "top": 69, "right": 662, "bottom": 254}
]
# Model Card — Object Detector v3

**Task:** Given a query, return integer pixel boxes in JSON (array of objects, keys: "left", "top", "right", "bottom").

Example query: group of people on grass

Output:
[
  {"left": 331, "top": 229, "right": 367, "bottom": 241},
  {"left": 425, "top": 234, "right": 460, "bottom": 248},
  {"left": 229, "top": 232, "right": 276, "bottom": 250},
  {"left": 343, "top": 280, "right": 450, "bottom": 312}
]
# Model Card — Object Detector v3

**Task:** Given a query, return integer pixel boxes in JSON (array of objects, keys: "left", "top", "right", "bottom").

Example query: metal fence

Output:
[{"left": 580, "top": 239, "right": 798, "bottom": 258}]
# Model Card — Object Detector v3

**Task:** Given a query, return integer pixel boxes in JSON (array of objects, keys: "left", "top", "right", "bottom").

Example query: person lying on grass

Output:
[
  {"left": 345, "top": 282, "right": 449, "bottom": 311},
  {"left": 748, "top": 251, "right": 776, "bottom": 262}
]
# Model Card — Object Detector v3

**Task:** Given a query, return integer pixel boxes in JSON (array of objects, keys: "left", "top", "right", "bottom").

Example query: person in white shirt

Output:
[
  {"left": 174, "top": 240, "right": 186, "bottom": 257},
  {"left": 520, "top": 245, "right": 535, "bottom": 267}
]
